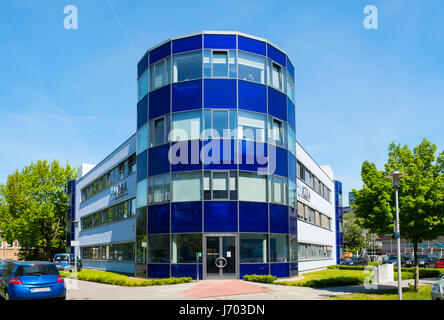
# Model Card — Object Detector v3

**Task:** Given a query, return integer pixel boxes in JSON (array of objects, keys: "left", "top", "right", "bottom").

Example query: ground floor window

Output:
[
  {"left": 270, "top": 234, "right": 288, "bottom": 263},
  {"left": 171, "top": 234, "right": 202, "bottom": 264},
  {"left": 240, "top": 234, "right": 268, "bottom": 263},
  {"left": 148, "top": 234, "right": 170, "bottom": 263},
  {"left": 81, "top": 242, "right": 135, "bottom": 262},
  {"left": 298, "top": 243, "right": 332, "bottom": 261}
]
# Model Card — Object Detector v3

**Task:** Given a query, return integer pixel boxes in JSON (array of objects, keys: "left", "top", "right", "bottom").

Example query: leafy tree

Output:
[
  {"left": 352, "top": 139, "right": 444, "bottom": 291},
  {"left": 0, "top": 160, "right": 76, "bottom": 260},
  {"left": 343, "top": 212, "right": 366, "bottom": 253}
]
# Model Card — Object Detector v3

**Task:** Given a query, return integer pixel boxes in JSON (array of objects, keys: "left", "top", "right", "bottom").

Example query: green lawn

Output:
[
  {"left": 329, "top": 285, "right": 432, "bottom": 300},
  {"left": 60, "top": 269, "right": 192, "bottom": 287}
]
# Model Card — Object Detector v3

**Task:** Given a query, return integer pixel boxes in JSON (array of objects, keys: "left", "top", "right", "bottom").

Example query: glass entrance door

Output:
[{"left": 204, "top": 235, "right": 237, "bottom": 279}]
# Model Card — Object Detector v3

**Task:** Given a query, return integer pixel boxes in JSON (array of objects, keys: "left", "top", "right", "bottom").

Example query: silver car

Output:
[{"left": 431, "top": 274, "right": 444, "bottom": 300}]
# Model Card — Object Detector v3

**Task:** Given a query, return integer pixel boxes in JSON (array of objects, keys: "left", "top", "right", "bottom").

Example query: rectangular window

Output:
[
  {"left": 203, "top": 171, "right": 211, "bottom": 200},
  {"left": 238, "top": 171, "right": 267, "bottom": 202},
  {"left": 150, "top": 58, "right": 170, "bottom": 91},
  {"left": 153, "top": 175, "right": 165, "bottom": 203},
  {"left": 128, "top": 154, "right": 136, "bottom": 174},
  {"left": 309, "top": 208, "right": 315, "bottom": 224},
  {"left": 238, "top": 110, "right": 266, "bottom": 142},
  {"left": 297, "top": 201, "right": 304, "bottom": 220},
  {"left": 270, "top": 118, "right": 285, "bottom": 147},
  {"left": 148, "top": 234, "right": 170, "bottom": 263},
  {"left": 288, "top": 127, "right": 295, "bottom": 155},
  {"left": 212, "top": 51, "right": 228, "bottom": 77},
  {"left": 171, "top": 110, "right": 202, "bottom": 141},
  {"left": 289, "top": 181, "right": 296, "bottom": 208},
  {"left": 204, "top": 109, "right": 236, "bottom": 139},
  {"left": 153, "top": 118, "right": 165, "bottom": 146},
  {"left": 212, "top": 171, "right": 229, "bottom": 199},
  {"left": 271, "top": 176, "right": 285, "bottom": 204},
  {"left": 213, "top": 110, "right": 229, "bottom": 138},
  {"left": 270, "top": 234, "right": 288, "bottom": 263},
  {"left": 286, "top": 70, "right": 295, "bottom": 103},
  {"left": 240, "top": 234, "right": 268, "bottom": 263},
  {"left": 238, "top": 51, "right": 265, "bottom": 84},
  {"left": 173, "top": 51, "right": 202, "bottom": 82},
  {"left": 270, "top": 61, "right": 283, "bottom": 91},
  {"left": 138, "top": 70, "right": 148, "bottom": 101},
  {"left": 171, "top": 234, "right": 202, "bottom": 263},
  {"left": 172, "top": 171, "right": 202, "bottom": 202}
]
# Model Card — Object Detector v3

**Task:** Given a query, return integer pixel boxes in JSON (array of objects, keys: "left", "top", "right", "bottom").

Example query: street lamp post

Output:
[{"left": 384, "top": 170, "right": 408, "bottom": 301}]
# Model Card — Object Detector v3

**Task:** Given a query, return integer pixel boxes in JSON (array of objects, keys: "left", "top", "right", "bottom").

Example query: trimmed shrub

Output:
[{"left": 243, "top": 274, "right": 277, "bottom": 284}]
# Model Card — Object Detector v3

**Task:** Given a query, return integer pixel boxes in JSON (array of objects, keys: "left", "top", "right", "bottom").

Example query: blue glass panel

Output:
[
  {"left": 148, "top": 203, "right": 170, "bottom": 234},
  {"left": 270, "top": 204, "right": 288, "bottom": 234},
  {"left": 268, "top": 146, "right": 287, "bottom": 177},
  {"left": 268, "top": 87, "right": 287, "bottom": 121},
  {"left": 290, "top": 262, "right": 298, "bottom": 272},
  {"left": 171, "top": 264, "right": 203, "bottom": 280},
  {"left": 149, "top": 85, "right": 170, "bottom": 120},
  {"left": 173, "top": 35, "right": 202, "bottom": 54},
  {"left": 148, "top": 144, "right": 170, "bottom": 176},
  {"left": 288, "top": 152, "right": 296, "bottom": 182},
  {"left": 239, "top": 264, "right": 269, "bottom": 278},
  {"left": 204, "top": 34, "right": 236, "bottom": 49},
  {"left": 289, "top": 207, "right": 297, "bottom": 234},
  {"left": 171, "top": 201, "right": 202, "bottom": 233},
  {"left": 287, "top": 98, "right": 295, "bottom": 130},
  {"left": 137, "top": 95, "right": 148, "bottom": 129},
  {"left": 203, "top": 139, "right": 237, "bottom": 170},
  {"left": 239, "top": 202, "right": 268, "bottom": 232},
  {"left": 267, "top": 44, "right": 286, "bottom": 67},
  {"left": 238, "top": 141, "right": 268, "bottom": 172},
  {"left": 204, "top": 79, "right": 237, "bottom": 109},
  {"left": 238, "top": 80, "right": 266, "bottom": 113},
  {"left": 204, "top": 201, "right": 237, "bottom": 232},
  {"left": 238, "top": 36, "right": 266, "bottom": 56},
  {"left": 270, "top": 263, "right": 289, "bottom": 278},
  {"left": 138, "top": 54, "right": 148, "bottom": 77},
  {"left": 150, "top": 42, "right": 171, "bottom": 65},
  {"left": 172, "top": 80, "right": 202, "bottom": 112},
  {"left": 287, "top": 57, "right": 295, "bottom": 79},
  {"left": 171, "top": 140, "right": 203, "bottom": 172},
  {"left": 147, "top": 264, "right": 170, "bottom": 278},
  {"left": 136, "top": 150, "right": 147, "bottom": 181}
]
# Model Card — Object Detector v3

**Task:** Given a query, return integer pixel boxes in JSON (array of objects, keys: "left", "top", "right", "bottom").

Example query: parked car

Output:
[
  {"left": 405, "top": 254, "right": 438, "bottom": 268},
  {"left": 431, "top": 273, "right": 444, "bottom": 300},
  {"left": 382, "top": 254, "right": 410, "bottom": 267},
  {"left": 343, "top": 257, "right": 368, "bottom": 266},
  {"left": 0, "top": 261, "right": 66, "bottom": 300},
  {"left": 436, "top": 258, "right": 444, "bottom": 268},
  {"left": 53, "top": 253, "right": 82, "bottom": 272}
]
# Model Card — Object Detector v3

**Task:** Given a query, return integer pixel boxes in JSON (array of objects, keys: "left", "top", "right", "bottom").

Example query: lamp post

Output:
[{"left": 384, "top": 170, "right": 408, "bottom": 300}]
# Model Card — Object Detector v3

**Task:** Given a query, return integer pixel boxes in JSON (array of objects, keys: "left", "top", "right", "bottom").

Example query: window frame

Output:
[{"left": 172, "top": 50, "right": 203, "bottom": 83}]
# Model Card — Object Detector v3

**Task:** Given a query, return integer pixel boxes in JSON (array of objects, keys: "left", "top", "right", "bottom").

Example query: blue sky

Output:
[{"left": 0, "top": 0, "right": 443, "bottom": 205}]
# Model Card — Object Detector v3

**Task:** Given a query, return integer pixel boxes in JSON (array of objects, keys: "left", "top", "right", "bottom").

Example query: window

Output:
[
  {"left": 212, "top": 51, "right": 228, "bottom": 77},
  {"left": 173, "top": 51, "right": 202, "bottom": 82},
  {"left": 171, "top": 234, "right": 202, "bottom": 263},
  {"left": 148, "top": 234, "right": 170, "bottom": 263},
  {"left": 172, "top": 171, "right": 202, "bottom": 202},
  {"left": 270, "top": 117, "right": 286, "bottom": 147},
  {"left": 290, "top": 235, "right": 297, "bottom": 262},
  {"left": 80, "top": 198, "right": 136, "bottom": 230},
  {"left": 154, "top": 118, "right": 165, "bottom": 145},
  {"left": 309, "top": 208, "right": 315, "bottom": 224},
  {"left": 203, "top": 109, "right": 237, "bottom": 139},
  {"left": 270, "top": 234, "right": 288, "bottom": 262},
  {"left": 171, "top": 110, "right": 202, "bottom": 141},
  {"left": 137, "top": 124, "right": 148, "bottom": 154},
  {"left": 238, "top": 171, "right": 267, "bottom": 202},
  {"left": 270, "top": 175, "right": 287, "bottom": 205},
  {"left": 298, "top": 243, "right": 332, "bottom": 261},
  {"left": 138, "top": 70, "right": 148, "bottom": 101},
  {"left": 148, "top": 174, "right": 170, "bottom": 204},
  {"left": 204, "top": 50, "right": 236, "bottom": 78},
  {"left": 297, "top": 201, "right": 304, "bottom": 220},
  {"left": 238, "top": 110, "right": 266, "bottom": 142},
  {"left": 81, "top": 242, "right": 135, "bottom": 262},
  {"left": 289, "top": 180, "right": 296, "bottom": 208},
  {"left": 268, "top": 60, "right": 283, "bottom": 91},
  {"left": 288, "top": 127, "right": 295, "bottom": 155},
  {"left": 136, "top": 180, "right": 147, "bottom": 208},
  {"left": 286, "top": 70, "right": 295, "bottom": 103},
  {"left": 150, "top": 57, "right": 170, "bottom": 91},
  {"left": 128, "top": 154, "right": 136, "bottom": 174},
  {"left": 240, "top": 234, "right": 268, "bottom": 263},
  {"left": 204, "top": 171, "right": 237, "bottom": 200},
  {"left": 212, "top": 171, "right": 229, "bottom": 199},
  {"left": 238, "top": 51, "right": 265, "bottom": 84}
]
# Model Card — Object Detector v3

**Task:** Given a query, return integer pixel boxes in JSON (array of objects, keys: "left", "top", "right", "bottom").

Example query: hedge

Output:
[
  {"left": 328, "top": 265, "right": 442, "bottom": 278},
  {"left": 243, "top": 275, "right": 277, "bottom": 284}
]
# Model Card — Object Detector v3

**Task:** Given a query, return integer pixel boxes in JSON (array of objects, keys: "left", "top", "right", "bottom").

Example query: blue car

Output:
[{"left": 0, "top": 261, "right": 66, "bottom": 300}]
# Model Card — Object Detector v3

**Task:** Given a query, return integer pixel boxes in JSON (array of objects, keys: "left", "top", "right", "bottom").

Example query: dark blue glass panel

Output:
[
  {"left": 270, "top": 204, "right": 288, "bottom": 234},
  {"left": 171, "top": 140, "right": 202, "bottom": 172},
  {"left": 268, "top": 146, "right": 287, "bottom": 177},
  {"left": 172, "top": 80, "right": 202, "bottom": 112},
  {"left": 138, "top": 54, "right": 148, "bottom": 77},
  {"left": 203, "top": 139, "right": 237, "bottom": 170},
  {"left": 290, "top": 262, "right": 298, "bottom": 272},
  {"left": 239, "top": 202, "right": 268, "bottom": 232},
  {"left": 171, "top": 264, "right": 203, "bottom": 280},
  {"left": 289, "top": 207, "right": 297, "bottom": 235},
  {"left": 171, "top": 201, "right": 202, "bottom": 233},
  {"left": 238, "top": 36, "right": 266, "bottom": 56},
  {"left": 287, "top": 57, "right": 295, "bottom": 79},
  {"left": 270, "top": 263, "right": 289, "bottom": 278},
  {"left": 204, "top": 79, "right": 236, "bottom": 109},
  {"left": 136, "top": 150, "right": 147, "bottom": 181},
  {"left": 137, "top": 95, "right": 148, "bottom": 129},
  {"left": 204, "top": 201, "right": 237, "bottom": 232},
  {"left": 147, "top": 264, "right": 170, "bottom": 278},
  {"left": 268, "top": 87, "right": 287, "bottom": 121},
  {"left": 148, "top": 203, "right": 170, "bottom": 234},
  {"left": 239, "top": 264, "right": 269, "bottom": 278},
  {"left": 150, "top": 42, "right": 171, "bottom": 65},
  {"left": 238, "top": 141, "right": 268, "bottom": 172},
  {"left": 149, "top": 85, "right": 170, "bottom": 120},
  {"left": 267, "top": 44, "right": 286, "bottom": 67},
  {"left": 288, "top": 152, "right": 296, "bottom": 183},
  {"left": 148, "top": 144, "right": 170, "bottom": 176},
  {"left": 173, "top": 35, "right": 202, "bottom": 54},
  {"left": 287, "top": 98, "right": 295, "bottom": 130},
  {"left": 204, "top": 34, "right": 236, "bottom": 49},
  {"left": 238, "top": 80, "right": 266, "bottom": 113}
]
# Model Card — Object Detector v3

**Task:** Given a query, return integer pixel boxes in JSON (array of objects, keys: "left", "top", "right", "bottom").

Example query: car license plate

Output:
[{"left": 31, "top": 287, "right": 51, "bottom": 293}]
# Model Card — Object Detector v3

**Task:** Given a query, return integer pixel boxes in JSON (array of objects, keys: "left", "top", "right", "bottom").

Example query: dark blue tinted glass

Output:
[
  {"left": 268, "top": 87, "right": 287, "bottom": 121},
  {"left": 148, "top": 144, "right": 170, "bottom": 176},
  {"left": 204, "top": 34, "right": 236, "bottom": 49},
  {"left": 289, "top": 207, "right": 297, "bottom": 234},
  {"left": 147, "top": 264, "right": 170, "bottom": 278},
  {"left": 150, "top": 42, "right": 171, "bottom": 65},
  {"left": 288, "top": 152, "right": 296, "bottom": 183},
  {"left": 204, "top": 201, "right": 237, "bottom": 232},
  {"left": 267, "top": 44, "right": 286, "bottom": 66},
  {"left": 149, "top": 85, "right": 170, "bottom": 120},
  {"left": 138, "top": 54, "right": 149, "bottom": 77},
  {"left": 171, "top": 264, "right": 202, "bottom": 280},
  {"left": 268, "top": 146, "right": 288, "bottom": 177},
  {"left": 239, "top": 202, "right": 268, "bottom": 232},
  {"left": 137, "top": 95, "right": 148, "bottom": 129},
  {"left": 290, "top": 262, "right": 298, "bottom": 272},
  {"left": 239, "top": 264, "right": 269, "bottom": 278},
  {"left": 171, "top": 140, "right": 203, "bottom": 172},
  {"left": 148, "top": 204, "right": 170, "bottom": 234},
  {"left": 171, "top": 201, "right": 202, "bottom": 233},
  {"left": 238, "top": 80, "right": 266, "bottom": 113},
  {"left": 204, "top": 79, "right": 237, "bottom": 109},
  {"left": 287, "top": 98, "right": 295, "bottom": 130},
  {"left": 173, "top": 35, "right": 202, "bottom": 54},
  {"left": 136, "top": 150, "right": 147, "bottom": 181},
  {"left": 172, "top": 80, "right": 202, "bottom": 112},
  {"left": 270, "top": 204, "right": 289, "bottom": 234},
  {"left": 270, "top": 263, "right": 289, "bottom": 277},
  {"left": 287, "top": 57, "right": 295, "bottom": 79},
  {"left": 203, "top": 139, "right": 237, "bottom": 170},
  {"left": 238, "top": 36, "right": 266, "bottom": 56},
  {"left": 238, "top": 141, "right": 268, "bottom": 172}
]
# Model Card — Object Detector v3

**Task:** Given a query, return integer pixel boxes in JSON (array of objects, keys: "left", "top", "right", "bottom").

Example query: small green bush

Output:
[
  {"left": 279, "top": 277, "right": 363, "bottom": 288},
  {"left": 243, "top": 274, "right": 277, "bottom": 284}
]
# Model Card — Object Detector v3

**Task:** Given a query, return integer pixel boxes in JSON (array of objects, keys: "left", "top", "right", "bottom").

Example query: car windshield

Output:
[
  {"left": 55, "top": 255, "right": 69, "bottom": 262},
  {"left": 15, "top": 264, "right": 59, "bottom": 276}
]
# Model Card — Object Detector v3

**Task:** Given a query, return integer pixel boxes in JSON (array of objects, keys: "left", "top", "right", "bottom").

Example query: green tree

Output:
[
  {"left": 352, "top": 139, "right": 444, "bottom": 291},
  {"left": 343, "top": 212, "right": 366, "bottom": 253},
  {"left": 0, "top": 160, "right": 76, "bottom": 260}
]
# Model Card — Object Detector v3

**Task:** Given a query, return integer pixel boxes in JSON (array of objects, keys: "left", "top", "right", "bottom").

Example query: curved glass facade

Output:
[{"left": 135, "top": 32, "right": 297, "bottom": 279}]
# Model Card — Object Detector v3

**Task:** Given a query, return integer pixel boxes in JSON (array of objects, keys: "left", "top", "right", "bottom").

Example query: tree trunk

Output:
[{"left": 413, "top": 241, "right": 419, "bottom": 292}]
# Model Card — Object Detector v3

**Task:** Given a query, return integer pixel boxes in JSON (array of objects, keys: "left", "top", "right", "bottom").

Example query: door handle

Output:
[{"left": 215, "top": 257, "right": 227, "bottom": 268}]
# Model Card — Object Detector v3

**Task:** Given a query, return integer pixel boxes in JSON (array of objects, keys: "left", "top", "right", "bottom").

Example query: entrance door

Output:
[{"left": 204, "top": 235, "right": 237, "bottom": 279}]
